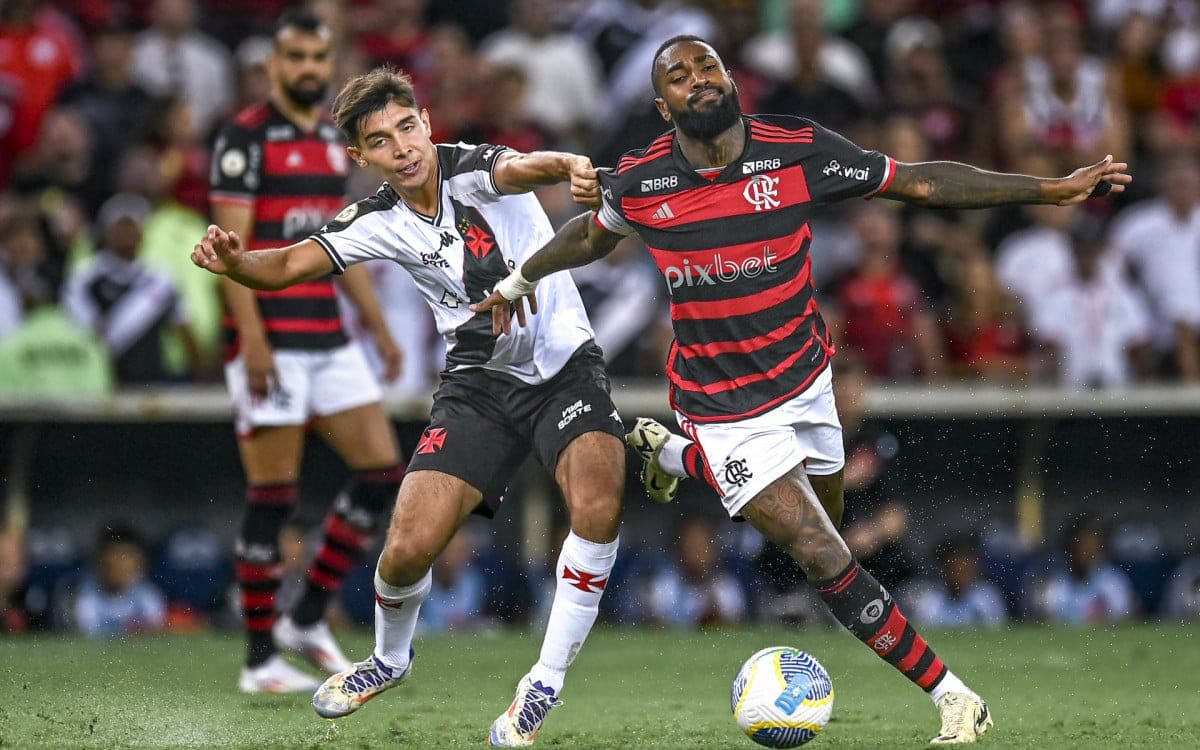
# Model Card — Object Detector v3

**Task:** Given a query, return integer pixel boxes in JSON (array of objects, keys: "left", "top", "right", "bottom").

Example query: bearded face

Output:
[{"left": 668, "top": 83, "right": 742, "bottom": 140}]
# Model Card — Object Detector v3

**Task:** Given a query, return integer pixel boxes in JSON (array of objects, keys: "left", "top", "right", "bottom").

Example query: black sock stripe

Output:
[
  {"left": 904, "top": 647, "right": 938, "bottom": 682},
  {"left": 880, "top": 624, "right": 918, "bottom": 667}
]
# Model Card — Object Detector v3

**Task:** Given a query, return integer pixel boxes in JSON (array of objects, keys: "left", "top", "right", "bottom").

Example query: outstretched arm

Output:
[
  {"left": 470, "top": 212, "right": 624, "bottom": 334},
  {"left": 191, "top": 225, "right": 334, "bottom": 290},
  {"left": 883, "top": 154, "right": 1131, "bottom": 208},
  {"left": 493, "top": 151, "right": 600, "bottom": 207}
]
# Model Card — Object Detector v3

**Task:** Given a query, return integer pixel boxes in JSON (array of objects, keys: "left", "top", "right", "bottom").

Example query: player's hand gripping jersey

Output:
[
  {"left": 596, "top": 115, "right": 896, "bottom": 421},
  {"left": 314, "top": 143, "right": 594, "bottom": 384}
]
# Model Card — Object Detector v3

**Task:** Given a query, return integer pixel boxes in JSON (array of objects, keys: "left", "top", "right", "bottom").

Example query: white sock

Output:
[
  {"left": 527, "top": 531, "right": 619, "bottom": 695},
  {"left": 656, "top": 434, "right": 692, "bottom": 478},
  {"left": 928, "top": 669, "right": 975, "bottom": 705},
  {"left": 373, "top": 566, "right": 431, "bottom": 670}
]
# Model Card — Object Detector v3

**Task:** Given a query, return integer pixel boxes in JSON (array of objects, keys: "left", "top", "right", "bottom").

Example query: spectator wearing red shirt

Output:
[
  {"left": 0, "top": 0, "right": 86, "bottom": 186},
  {"left": 943, "top": 250, "right": 1030, "bottom": 382},
  {"left": 829, "top": 202, "right": 947, "bottom": 380}
]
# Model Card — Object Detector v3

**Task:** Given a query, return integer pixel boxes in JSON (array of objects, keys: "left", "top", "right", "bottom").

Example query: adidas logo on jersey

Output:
[{"left": 652, "top": 203, "right": 675, "bottom": 221}]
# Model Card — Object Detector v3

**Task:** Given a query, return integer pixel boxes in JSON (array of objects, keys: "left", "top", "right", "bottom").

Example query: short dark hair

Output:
[
  {"left": 331, "top": 66, "right": 419, "bottom": 144},
  {"left": 275, "top": 7, "right": 325, "bottom": 39},
  {"left": 651, "top": 34, "right": 712, "bottom": 95}
]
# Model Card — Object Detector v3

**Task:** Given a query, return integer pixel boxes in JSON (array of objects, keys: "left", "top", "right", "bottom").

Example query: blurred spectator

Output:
[
  {"left": 755, "top": 5, "right": 867, "bottom": 134},
  {"left": 351, "top": 0, "right": 434, "bottom": 97},
  {"left": 63, "top": 525, "right": 168, "bottom": 636},
  {"left": 646, "top": 516, "right": 747, "bottom": 628},
  {"left": 422, "top": 24, "right": 484, "bottom": 145},
  {"left": 1027, "top": 514, "right": 1137, "bottom": 624},
  {"left": 143, "top": 94, "right": 210, "bottom": 214},
  {"left": 7, "top": 106, "right": 93, "bottom": 220},
  {"left": 0, "top": 0, "right": 87, "bottom": 188},
  {"left": 232, "top": 34, "right": 273, "bottom": 110},
  {"left": 573, "top": 0, "right": 716, "bottom": 164},
  {"left": 996, "top": 2, "right": 1129, "bottom": 172},
  {"left": 1152, "top": 26, "right": 1200, "bottom": 154},
  {"left": 943, "top": 249, "right": 1031, "bottom": 382},
  {"left": 419, "top": 526, "right": 487, "bottom": 633},
  {"left": 56, "top": 17, "right": 156, "bottom": 215},
  {"left": 1162, "top": 554, "right": 1200, "bottom": 620},
  {"left": 479, "top": 0, "right": 606, "bottom": 152},
  {"left": 744, "top": 0, "right": 877, "bottom": 113},
  {"left": 828, "top": 202, "right": 947, "bottom": 380},
  {"left": 1109, "top": 10, "right": 1166, "bottom": 159},
  {"left": 461, "top": 64, "right": 552, "bottom": 154},
  {"left": 63, "top": 193, "right": 204, "bottom": 384},
  {"left": 1108, "top": 154, "right": 1200, "bottom": 381},
  {"left": 570, "top": 238, "right": 668, "bottom": 377},
  {"left": 842, "top": 0, "right": 921, "bottom": 86},
  {"left": 903, "top": 534, "right": 1009, "bottom": 628},
  {"left": 0, "top": 204, "right": 113, "bottom": 396},
  {"left": 994, "top": 196, "right": 1082, "bottom": 326},
  {"left": 881, "top": 17, "right": 973, "bottom": 161},
  {"left": 1032, "top": 216, "right": 1153, "bottom": 388},
  {"left": 130, "top": 0, "right": 235, "bottom": 140},
  {"left": 0, "top": 523, "right": 32, "bottom": 632}
]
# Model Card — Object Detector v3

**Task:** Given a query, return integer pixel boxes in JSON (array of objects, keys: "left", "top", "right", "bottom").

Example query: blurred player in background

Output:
[
  {"left": 208, "top": 9, "right": 406, "bottom": 694},
  {"left": 477, "top": 35, "right": 1131, "bottom": 745},
  {"left": 194, "top": 66, "right": 625, "bottom": 747}
]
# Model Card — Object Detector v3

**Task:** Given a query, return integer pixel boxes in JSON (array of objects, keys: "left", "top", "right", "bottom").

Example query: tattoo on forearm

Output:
[{"left": 893, "top": 161, "right": 1045, "bottom": 208}]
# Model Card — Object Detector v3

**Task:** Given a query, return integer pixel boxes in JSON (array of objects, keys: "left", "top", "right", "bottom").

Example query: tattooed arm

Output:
[{"left": 882, "top": 154, "right": 1132, "bottom": 208}]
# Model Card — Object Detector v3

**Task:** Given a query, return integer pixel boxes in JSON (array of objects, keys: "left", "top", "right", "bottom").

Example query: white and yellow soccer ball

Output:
[{"left": 731, "top": 646, "right": 834, "bottom": 748}]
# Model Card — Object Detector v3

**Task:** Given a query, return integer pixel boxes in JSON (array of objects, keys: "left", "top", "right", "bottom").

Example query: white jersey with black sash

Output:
[{"left": 313, "top": 142, "right": 594, "bottom": 385}]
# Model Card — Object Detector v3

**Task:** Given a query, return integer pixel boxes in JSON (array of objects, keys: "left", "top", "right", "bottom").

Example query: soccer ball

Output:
[{"left": 731, "top": 646, "right": 834, "bottom": 748}]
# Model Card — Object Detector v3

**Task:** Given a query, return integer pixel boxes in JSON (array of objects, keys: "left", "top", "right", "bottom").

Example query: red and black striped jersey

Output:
[
  {"left": 596, "top": 115, "right": 896, "bottom": 422},
  {"left": 209, "top": 101, "right": 351, "bottom": 354}
]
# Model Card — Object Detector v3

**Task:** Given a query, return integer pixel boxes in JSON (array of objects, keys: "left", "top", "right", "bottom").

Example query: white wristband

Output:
[{"left": 495, "top": 268, "right": 538, "bottom": 300}]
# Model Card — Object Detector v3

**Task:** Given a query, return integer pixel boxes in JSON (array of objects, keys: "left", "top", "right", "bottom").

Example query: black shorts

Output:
[{"left": 407, "top": 342, "right": 623, "bottom": 517}]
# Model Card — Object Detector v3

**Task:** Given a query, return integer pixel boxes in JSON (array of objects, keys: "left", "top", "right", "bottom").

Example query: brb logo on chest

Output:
[
  {"left": 662, "top": 247, "right": 779, "bottom": 292},
  {"left": 640, "top": 175, "right": 678, "bottom": 192}
]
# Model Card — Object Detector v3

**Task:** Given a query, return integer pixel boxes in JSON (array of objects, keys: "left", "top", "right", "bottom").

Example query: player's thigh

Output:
[
  {"left": 554, "top": 431, "right": 625, "bottom": 542},
  {"left": 380, "top": 469, "right": 482, "bottom": 580},
  {"left": 408, "top": 383, "right": 529, "bottom": 519},
  {"left": 236, "top": 424, "right": 307, "bottom": 484},
  {"left": 739, "top": 466, "right": 851, "bottom": 581},
  {"left": 313, "top": 400, "right": 401, "bottom": 468}
]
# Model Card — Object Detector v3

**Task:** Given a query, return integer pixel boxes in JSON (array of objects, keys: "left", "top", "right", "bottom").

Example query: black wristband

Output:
[{"left": 1089, "top": 181, "right": 1113, "bottom": 198}]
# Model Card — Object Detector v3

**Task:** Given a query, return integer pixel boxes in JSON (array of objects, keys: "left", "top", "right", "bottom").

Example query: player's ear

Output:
[
  {"left": 420, "top": 108, "right": 433, "bottom": 134},
  {"left": 346, "top": 145, "right": 365, "bottom": 168},
  {"left": 655, "top": 97, "right": 671, "bottom": 123}
]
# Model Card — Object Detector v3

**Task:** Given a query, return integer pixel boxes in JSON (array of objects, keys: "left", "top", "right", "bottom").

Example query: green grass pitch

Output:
[{"left": 2, "top": 624, "right": 1198, "bottom": 748}]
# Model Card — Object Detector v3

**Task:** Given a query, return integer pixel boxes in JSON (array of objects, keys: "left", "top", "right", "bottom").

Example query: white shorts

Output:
[
  {"left": 224, "top": 342, "right": 382, "bottom": 436},
  {"left": 678, "top": 366, "right": 844, "bottom": 518}
]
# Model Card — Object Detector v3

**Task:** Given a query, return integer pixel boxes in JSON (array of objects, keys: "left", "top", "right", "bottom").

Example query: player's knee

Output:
[
  {"left": 378, "top": 534, "right": 440, "bottom": 584},
  {"left": 564, "top": 489, "right": 622, "bottom": 542}
]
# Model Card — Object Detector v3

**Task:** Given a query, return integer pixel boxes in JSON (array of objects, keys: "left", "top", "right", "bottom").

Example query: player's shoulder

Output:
[
  {"left": 437, "top": 141, "right": 510, "bottom": 175},
  {"left": 320, "top": 184, "right": 399, "bottom": 234},
  {"left": 611, "top": 129, "right": 677, "bottom": 181},
  {"left": 226, "top": 102, "right": 274, "bottom": 134},
  {"left": 746, "top": 113, "right": 823, "bottom": 143}
]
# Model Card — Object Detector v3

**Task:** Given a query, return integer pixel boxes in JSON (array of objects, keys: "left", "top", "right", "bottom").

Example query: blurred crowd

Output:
[
  {"left": 2, "top": 505, "right": 1199, "bottom": 637},
  {"left": 2, "top": 0, "right": 1200, "bottom": 394}
]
